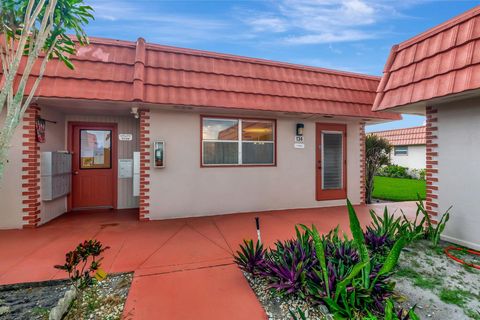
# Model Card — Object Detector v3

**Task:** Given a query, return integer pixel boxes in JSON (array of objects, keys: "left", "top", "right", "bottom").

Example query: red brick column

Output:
[
  {"left": 359, "top": 122, "right": 366, "bottom": 204},
  {"left": 22, "top": 104, "right": 41, "bottom": 228},
  {"left": 425, "top": 106, "right": 439, "bottom": 222},
  {"left": 139, "top": 109, "right": 151, "bottom": 221}
]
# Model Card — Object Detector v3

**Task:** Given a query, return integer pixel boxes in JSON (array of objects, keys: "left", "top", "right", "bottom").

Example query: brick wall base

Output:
[
  {"left": 139, "top": 109, "right": 151, "bottom": 221},
  {"left": 359, "top": 122, "right": 366, "bottom": 204},
  {"left": 22, "top": 105, "right": 41, "bottom": 228},
  {"left": 426, "top": 106, "right": 439, "bottom": 223}
]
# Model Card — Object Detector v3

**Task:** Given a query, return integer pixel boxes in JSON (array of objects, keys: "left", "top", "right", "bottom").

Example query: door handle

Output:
[{"left": 73, "top": 171, "right": 79, "bottom": 175}]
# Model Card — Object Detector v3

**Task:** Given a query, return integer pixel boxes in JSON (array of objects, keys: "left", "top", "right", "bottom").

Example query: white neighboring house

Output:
[
  {"left": 371, "top": 126, "right": 426, "bottom": 170},
  {"left": 373, "top": 6, "right": 480, "bottom": 250}
]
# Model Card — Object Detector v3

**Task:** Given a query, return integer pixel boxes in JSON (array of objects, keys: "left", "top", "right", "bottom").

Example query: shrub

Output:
[
  {"left": 410, "top": 168, "right": 426, "bottom": 180},
  {"left": 378, "top": 165, "right": 411, "bottom": 179},
  {"left": 233, "top": 239, "right": 266, "bottom": 276},
  {"left": 378, "top": 165, "right": 426, "bottom": 180},
  {"left": 261, "top": 227, "right": 317, "bottom": 297},
  {"left": 55, "top": 239, "right": 109, "bottom": 289},
  {"left": 54, "top": 239, "right": 109, "bottom": 319},
  {"left": 415, "top": 198, "right": 452, "bottom": 247},
  {"left": 235, "top": 200, "right": 418, "bottom": 319}
]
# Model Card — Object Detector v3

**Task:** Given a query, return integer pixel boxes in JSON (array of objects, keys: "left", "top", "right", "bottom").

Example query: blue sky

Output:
[{"left": 84, "top": 0, "right": 478, "bottom": 132}]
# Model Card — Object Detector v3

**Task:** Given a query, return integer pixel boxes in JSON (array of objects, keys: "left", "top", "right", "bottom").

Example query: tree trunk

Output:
[
  {"left": 0, "top": 143, "right": 8, "bottom": 183},
  {"left": 365, "top": 166, "right": 375, "bottom": 204},
  {"left": 0, "top": 109, "right": 21, "bottom": 183}
]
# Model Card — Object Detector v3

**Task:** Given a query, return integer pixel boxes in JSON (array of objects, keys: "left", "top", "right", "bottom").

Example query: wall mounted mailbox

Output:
[
  {"left": 41, "top": 151, "right": 72, "bottom": 201},
  {"left": 153, "top": 140, "right": 165, "bottom": 168}
]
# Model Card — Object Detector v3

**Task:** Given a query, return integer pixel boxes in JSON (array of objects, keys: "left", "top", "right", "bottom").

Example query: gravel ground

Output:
[
  {"left": 244, "top": 273, "right": 331, "bottom": 320},
  {"left": 394, "top": 240, "right": 480, "bottom": 319},
  {"left": 65, "top": 272, "right": 133, "bottom": 320},
  {"left": 0, "top": 272, "right": 133, "bottom": 320},
  {"left": 0, "top": 279, "right": 69, "bottom": 320},
  {"left": 242, "top": 239, "right": 480, "bottom": 319}
]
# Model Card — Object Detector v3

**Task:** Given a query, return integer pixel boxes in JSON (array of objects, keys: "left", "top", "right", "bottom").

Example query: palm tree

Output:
[{"left": 365, "top": 134, "right": 392, "bottom": 204}]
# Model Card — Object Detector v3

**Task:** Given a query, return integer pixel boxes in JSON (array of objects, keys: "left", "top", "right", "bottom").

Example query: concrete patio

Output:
[{"left": 0, "top": 202, "right": 417, "bottom": 319}]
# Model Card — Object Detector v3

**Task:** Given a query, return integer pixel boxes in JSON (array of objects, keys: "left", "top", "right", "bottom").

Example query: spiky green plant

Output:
[
  {"left": 347, "top": 199, "right": 371, "bottom": 287},
  {"left": 416, "top": 198, "right": 452, "bottom": 247}
]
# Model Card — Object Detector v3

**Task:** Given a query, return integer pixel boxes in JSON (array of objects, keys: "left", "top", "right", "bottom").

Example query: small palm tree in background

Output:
[{"left": 365, "top": 134, "right": 392, "bottom": 204}]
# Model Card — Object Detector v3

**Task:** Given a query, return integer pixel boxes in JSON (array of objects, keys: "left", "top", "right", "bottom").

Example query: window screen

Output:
[
  {"left": 322, "top": 132, "right": 343, "bottom": 190},
  {"left": 202, "top": 118, "right": 275, "bottom": 166},
  {"left": 394, "top": 146, "right": 408, "bottom": 156}
]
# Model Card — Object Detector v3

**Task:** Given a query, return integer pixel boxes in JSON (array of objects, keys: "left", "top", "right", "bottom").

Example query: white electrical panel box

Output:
[
  {"left": 119, "top": 159, "right": 133, "bottom": 179},
  {"left": 133, "top": 152, "right": 140, "bottom": 197},
  {"left": 41, "top": 151, "right": 72, "bottom": 201}
]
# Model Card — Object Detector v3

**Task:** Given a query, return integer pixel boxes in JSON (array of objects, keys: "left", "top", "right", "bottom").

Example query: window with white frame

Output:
[
  {"left": 201, "top": 117, "right": 275, "bottom": 166},
  {"left": 394, "top": 146, "right": 408, "bottom": 156}
]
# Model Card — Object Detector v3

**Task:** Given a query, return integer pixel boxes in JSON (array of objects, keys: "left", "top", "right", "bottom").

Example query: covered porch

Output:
[{"left": 0, "top": 202, "right": 417, "bottom": 319}]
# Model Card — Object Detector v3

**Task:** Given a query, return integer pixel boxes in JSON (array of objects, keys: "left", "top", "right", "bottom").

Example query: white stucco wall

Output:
[
  {"left": 39, "top": 107, "right": 68, "bottom": 224},
  {"left": 0, "top": 110, "right": 25, "bottom": 229},
  {"left": 437, "top": 98, "right": 480, "bottom": 250},
  {"left": 148, "top": 110, "right": 363, "bottom": 219},
  {"left": 390, "top": 145, "right": 426, "bottom": 169}
]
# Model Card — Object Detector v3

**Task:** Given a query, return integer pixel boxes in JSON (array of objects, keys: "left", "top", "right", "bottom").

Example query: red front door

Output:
[
  {"left": 70, "top": 123, "right": 117, "bottom": 209},
  {"left": 316, "top": 123, "right": 347, "bottom": 201}
]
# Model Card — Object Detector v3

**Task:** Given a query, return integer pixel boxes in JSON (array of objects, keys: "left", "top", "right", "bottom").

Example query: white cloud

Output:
[
  {"left": 242, "top": 0, "right": 412, "bottom": 45},
  {"left": 87, "top": 0, "right": 230, "bottom": 44},
  {"left": 285, "top": 30, "right": 376, "bottom": 44},
  {"left": 246, "top": 16, "right": 288, "bottom": 33}
]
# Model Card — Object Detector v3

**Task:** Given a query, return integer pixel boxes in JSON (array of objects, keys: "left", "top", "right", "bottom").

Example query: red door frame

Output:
[
  {"left": 315, "top": 123, "right": 347, "bottom": 201},
  {"left": 67, "top": 122, "right": 118, "bottom": 211}
]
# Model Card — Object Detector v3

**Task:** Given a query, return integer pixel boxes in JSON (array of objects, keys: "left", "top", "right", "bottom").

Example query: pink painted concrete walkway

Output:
[{"left": 0, "top": 202, "right": 416, "bottom": 319}]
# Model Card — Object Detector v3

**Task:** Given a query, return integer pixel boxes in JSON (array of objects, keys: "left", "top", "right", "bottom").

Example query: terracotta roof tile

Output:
[
  {"left": 370, "top": 126, "right": 426, "bottom": 146},
  {"left": 2, "top": 36, "right": 400, "bottom": 119},
  {"left": 373, "top": 6, "right": 480, "bottom": 111}
]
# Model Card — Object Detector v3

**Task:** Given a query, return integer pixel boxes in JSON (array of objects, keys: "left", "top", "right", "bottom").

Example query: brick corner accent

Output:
[
  {"left": 22, "top": 104, "right": 41, "bottom": 228},
  {"left": 425, "top": 106, "right": 439, "bottom": 222},
  {"left": 359, "top": 122, "right": 366, "bottom": 204},
  {"left": 139, "top": 109, "right": 151, "bottom": 221}
]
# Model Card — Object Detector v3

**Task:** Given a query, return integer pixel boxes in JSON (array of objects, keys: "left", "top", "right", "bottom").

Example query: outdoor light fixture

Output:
[
  {"left": 131, "top": 107, "right": 139, "bottom": 119},
  {"left": 296, "top": 123, "right": 304, "bottom": 136}
]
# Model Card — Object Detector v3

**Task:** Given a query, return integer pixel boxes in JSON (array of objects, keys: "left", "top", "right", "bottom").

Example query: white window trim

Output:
[{"left": 201, "top": 117, "right": 275, "bottom": 166}]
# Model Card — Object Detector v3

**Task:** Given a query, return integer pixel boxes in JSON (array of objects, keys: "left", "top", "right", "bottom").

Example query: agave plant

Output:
[{"left": 233, "top": 239, "right": 266, "bottom": 276}]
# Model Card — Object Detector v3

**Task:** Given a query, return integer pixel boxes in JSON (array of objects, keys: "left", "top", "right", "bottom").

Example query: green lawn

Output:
[{"left": 372, "top": 176, "right": 426, "bottom": 201}]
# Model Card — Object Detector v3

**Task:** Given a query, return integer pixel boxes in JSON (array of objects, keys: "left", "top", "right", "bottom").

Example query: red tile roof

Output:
[
  {"left": 9, "top": 37, "right": 399, "bottom": 120},
  {"left": 370, "top": 126, "right": 426, "bottom": 146},
  {"left": 373, "top": 6, "right": 480, "bottom": 111}
]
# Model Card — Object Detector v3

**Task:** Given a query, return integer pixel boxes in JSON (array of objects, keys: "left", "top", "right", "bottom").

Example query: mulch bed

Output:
[
  {"left": 0, "top": 279, "right": 69, "bottom": 320},
  {"left": 0, "top": 272, "right": 133, "bottom": 320}
]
